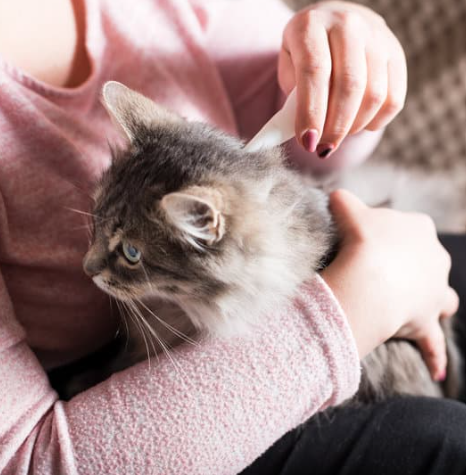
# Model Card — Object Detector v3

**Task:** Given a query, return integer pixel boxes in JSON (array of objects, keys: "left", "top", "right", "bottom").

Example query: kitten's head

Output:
[{"left": 83, "top": 82, "right": 329, "bottom": 334}]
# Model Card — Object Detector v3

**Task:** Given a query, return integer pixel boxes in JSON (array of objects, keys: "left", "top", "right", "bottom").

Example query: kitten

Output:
[
  {"left": 84, "top": 81, "right": 333, "bottom": 338},
  {"left": 83, "top": 81, "right": 460, "bottom": 403}
]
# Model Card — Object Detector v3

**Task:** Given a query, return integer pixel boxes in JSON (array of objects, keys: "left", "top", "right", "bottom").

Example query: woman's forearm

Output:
[{"left": 1, "top": 276, "right": 360, "bottom": 475}]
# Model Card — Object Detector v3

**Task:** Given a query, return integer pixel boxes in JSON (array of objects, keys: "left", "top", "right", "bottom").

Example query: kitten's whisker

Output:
[
  {"left": 64, "top": 207, "right": 97, "bottom": 218},
  {"left": 128, "top": 300, "right": 159, "bottom": 360},
  {"left": 86, "top": 224, "right": 93, "bottom": 244},
  {"left": 136, "top": 297, "right": 197, "bottom": 347},
  {"left": 130, "top": 300, "right": 183, "bottom": 376},
  {"left": 130, "top": 301, "right": 168, "bottom": 355},
  {"left": 123, "top": 300, "right": 152, "bottom": 368},
  {"left": 138, "top": 264, "right": 197, "bottom": 347},
  {"left": 65, "top": 179, "right": 95, "bottom": 202},
  {"left": 63, "top": 206, "right": 114, "bottom": 222},
  {"left": 140, "top": 263, "right": 158, "bottom": 296},
  {"left": 69, "top": 224, "right": 93, "bottom": 231},
  {"left": 116, "top": 299, "right": 132, "bottom": 346},
  {"left": 128, "top": 301, "right": 155, "bottom": 367},
  {"left": 114, "top": 298, "right": 130, "bottom": 351}
]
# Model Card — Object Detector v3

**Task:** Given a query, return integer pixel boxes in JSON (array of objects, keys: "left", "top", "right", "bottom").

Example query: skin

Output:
[
  {"left": 0, "top": 0, "right": 454, "bottom": 378},
  {"left": 322, "top": 191, "right": 459, "bottom": 381},
  {"left": 0, "top": 0, "right": 89, "bottom": 88},
  {"left": 279, "top": 1, "right": 407, "bottom": 156}
]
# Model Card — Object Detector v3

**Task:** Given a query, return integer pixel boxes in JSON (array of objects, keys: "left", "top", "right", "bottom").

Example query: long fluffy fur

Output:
[{"left": 83, "top": 82, "right": 461, "bottom": 403}]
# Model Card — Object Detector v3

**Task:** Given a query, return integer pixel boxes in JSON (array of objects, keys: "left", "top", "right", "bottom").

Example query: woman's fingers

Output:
[
  {"left": 318, "top": 15, "right": 367, "bottom": 157},
  {"left": 416, "top": 287, "right": 458, "bottom": 382},
  {"left": 349, "top": 44, "right": 388, "bottom": 134},
  {"left": 279, "top": 6, "right": 408, "bottom": 156},
  {"left": 327, "top": 188, "right": 368, "bottom": 239},
  {"left": 366, "top": 39, "right": 407, "bottom": 130},
  {"left": 283, "top": 12, "right": 331, "bottom": 153},
  {"left": 277, "top": 48, "right": 296, "bottom": 97},
  {"left": 417, "top": 322, "right": 447, "bottom": 382},
  {"left": 441, "top": 286, "right": 460, "bottom": 320}
]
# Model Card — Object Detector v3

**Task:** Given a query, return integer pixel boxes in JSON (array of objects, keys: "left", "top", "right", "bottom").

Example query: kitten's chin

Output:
[
  {"left": 175, "top": 298, "right": 260, "bottom": 339},
  {"left": 91, "top": 275, "right": 137, "bottom": 302},
  {"left": 92, "top": 275, "right": 110, "bottom": 293}
]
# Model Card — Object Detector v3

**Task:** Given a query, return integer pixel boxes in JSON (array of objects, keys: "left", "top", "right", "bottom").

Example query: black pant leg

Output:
[
  {"left": 242, "top": 397, "right": 466, "bottom": 475},
  {"left": 440, "top": 234, "right": 466, "bottom": 378},
  {"left": 439, "top": 234, "right": 466, "bottom": 300}
]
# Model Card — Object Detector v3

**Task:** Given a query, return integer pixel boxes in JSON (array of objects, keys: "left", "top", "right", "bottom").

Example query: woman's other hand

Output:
[
  {"left": 279, "top": 1, "right": 407, "bottom": 158},
  {"left": 322, "top": 190, "right": 459, "bottom": 381}
]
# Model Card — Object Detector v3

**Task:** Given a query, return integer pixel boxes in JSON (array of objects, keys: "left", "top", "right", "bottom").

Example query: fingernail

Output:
[
  {"left": 301, "top": 129, "right": 319, "bottom": 153},
  {"left": 317, "top": 144, "right": 334, "bottom": 159},
  {"left": 436, "top": 370, "right": 446, "bottom": 382}
]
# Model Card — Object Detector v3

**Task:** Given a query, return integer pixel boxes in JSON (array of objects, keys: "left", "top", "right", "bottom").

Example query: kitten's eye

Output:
[{"left": 122, "top": 242, "right": 141, "bottom": 264}]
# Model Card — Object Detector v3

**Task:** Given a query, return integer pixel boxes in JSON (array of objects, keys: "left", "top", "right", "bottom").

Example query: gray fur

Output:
[
  {"left": 85, "top": 82, "right": 334, "bottom": 337},
  {"left": 84, "top": 81, "right": 461, "bottom": 403},
  {"left": 357, "top": 320, "right": 461, "bottom": 403}
]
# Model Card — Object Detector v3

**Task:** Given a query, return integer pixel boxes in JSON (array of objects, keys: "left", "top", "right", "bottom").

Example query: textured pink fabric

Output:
[{"left": 0, "top": 0, "right": 364, "bottom": 473}]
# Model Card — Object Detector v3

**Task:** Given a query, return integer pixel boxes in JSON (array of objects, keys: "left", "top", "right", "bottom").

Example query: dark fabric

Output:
[
  {"left": 241, "top": 233, "right": 466, "bottom": 475},
  {"left": 441, "top": 234, "right": 466, "bottom": 380},
  {"left": 48, "top": 335, "right": 124, "bottom": 400}
]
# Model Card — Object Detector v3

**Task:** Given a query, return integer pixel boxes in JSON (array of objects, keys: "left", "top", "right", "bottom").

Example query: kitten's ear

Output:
[
  {"left": 102, "top": 81, "right": 181, "bottom": 143},
  {"left": 161, "top": 187, "right": 225, "bottom": 248}
]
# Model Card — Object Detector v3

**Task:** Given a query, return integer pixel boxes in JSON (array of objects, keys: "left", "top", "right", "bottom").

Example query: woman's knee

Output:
[
  {"left": 365, "top": 397, "right": 466, "bottom": 473},
  {"left": 301, "top": 397, "right": 466, "bottom": 475}
]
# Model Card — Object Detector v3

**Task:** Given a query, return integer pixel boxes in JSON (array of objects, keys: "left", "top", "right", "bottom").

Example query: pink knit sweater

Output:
[{"left": 0, "top": 1, "right": 373, "bottom": 473}]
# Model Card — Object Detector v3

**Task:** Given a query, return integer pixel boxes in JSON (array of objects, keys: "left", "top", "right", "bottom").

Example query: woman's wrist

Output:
[{"left": 320, "top": 244, "right": 393, "bottom": 359}]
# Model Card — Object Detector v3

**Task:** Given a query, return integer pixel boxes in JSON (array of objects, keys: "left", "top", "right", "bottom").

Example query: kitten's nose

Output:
[{"left": 83, "top": 252, "right": 105, "bottom": 277}]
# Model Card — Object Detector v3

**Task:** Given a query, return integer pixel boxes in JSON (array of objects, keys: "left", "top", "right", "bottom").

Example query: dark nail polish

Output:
[
  {"left": 301, "top": 129, "right": 318, "bottom": 153},
  {"left": 436, "top": 370, "right": 446, "bottom": 382},
  {"left": 317, "top": 144, "right": 334, "bottom": 159}
]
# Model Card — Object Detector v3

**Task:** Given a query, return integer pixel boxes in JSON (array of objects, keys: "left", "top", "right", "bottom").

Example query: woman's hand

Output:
[
  {"left": 279, "top": 1, "right": 407, "bottom": 158},
  {"left": 321, "top": 190, "right": 458, "bottom": 381}
]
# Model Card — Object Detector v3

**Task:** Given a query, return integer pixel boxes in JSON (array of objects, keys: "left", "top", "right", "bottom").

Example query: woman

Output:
[{"left": 0, "top": 0, "right": 462, "bottom": 473}]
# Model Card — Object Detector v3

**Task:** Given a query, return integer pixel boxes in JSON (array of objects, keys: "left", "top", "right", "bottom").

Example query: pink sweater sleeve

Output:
[
  {"left": 192, "top": 0, "right": 384, "bottom": 173},
  {"left": 1, "top": 272, "right": 360, "bottom": 475}
]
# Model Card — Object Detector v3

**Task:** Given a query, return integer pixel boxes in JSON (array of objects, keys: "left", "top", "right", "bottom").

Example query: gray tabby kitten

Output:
[{"left": 83, "top": 81, "right": 460, "bottom": 403}]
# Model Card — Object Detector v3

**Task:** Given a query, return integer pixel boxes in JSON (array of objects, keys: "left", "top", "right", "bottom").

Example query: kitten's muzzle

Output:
[{"left": 83, "top": 251, "right": 106, "bottom": 277}]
